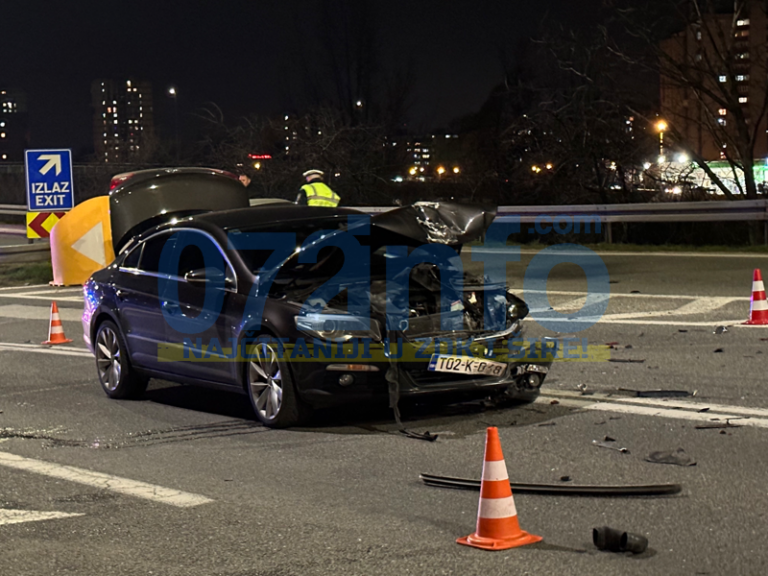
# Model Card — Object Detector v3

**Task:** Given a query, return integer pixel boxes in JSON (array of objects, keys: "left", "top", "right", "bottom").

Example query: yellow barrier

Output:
[{"left": 50, "top": 196, "right": 114, "bottom": 286}]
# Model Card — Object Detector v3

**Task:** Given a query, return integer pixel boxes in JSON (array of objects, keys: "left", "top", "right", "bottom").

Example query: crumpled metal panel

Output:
[{"left": 370, "top": 201, "right": 496, "bottom": 246}]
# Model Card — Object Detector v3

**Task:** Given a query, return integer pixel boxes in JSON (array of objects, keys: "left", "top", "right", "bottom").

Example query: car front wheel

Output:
[
  {"left": 95, "top": 320, "right": 148, "bottom": 399},
  {"left": 245, "top": 336, "right": 310, "bottom": 428}
]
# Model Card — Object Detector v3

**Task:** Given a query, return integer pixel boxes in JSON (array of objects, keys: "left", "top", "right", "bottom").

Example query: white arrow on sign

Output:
[
  {"left": 38, "top": 154, "right": 62, "bottom": 176},
  {"left": 0, "top": 508, "right": 84, "bottom": 526}
]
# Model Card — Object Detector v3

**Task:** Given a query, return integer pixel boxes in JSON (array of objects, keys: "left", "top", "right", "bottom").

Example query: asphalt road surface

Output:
[{"left": 1, "top": 250, "right": 767, "bottom": 575}]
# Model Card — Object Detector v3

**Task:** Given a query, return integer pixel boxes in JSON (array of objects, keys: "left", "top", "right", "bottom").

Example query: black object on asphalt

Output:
[
  {"left": 619, "top": 388, "right": 691, "bottom": 398},
  {"left": 593, "top": 527, "right": 648, "bottom": 554},
  {"left": 645, "top": 448, "right": 696, "bottom": 466},
  {"left": 714, "top": 326, "right": 728, "bottom": 335},
  {"left": 400, "top": 429, "right": 438, "bottom": 441},
  {"left": 419, "top": 473, "right": 683, "bottom": 496},
  {"left": 714, "top": 348, "right": 724, "bottom": 353}
]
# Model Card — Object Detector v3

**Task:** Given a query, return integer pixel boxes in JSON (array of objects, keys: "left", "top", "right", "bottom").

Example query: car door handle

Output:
[{"left": 162, "top": 301, "right": 182, "bottom": 316}]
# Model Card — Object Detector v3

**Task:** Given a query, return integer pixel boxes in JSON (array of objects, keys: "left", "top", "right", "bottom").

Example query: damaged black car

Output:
[{"left": 83, "top": 168, "right": 551, "bottom": 427}]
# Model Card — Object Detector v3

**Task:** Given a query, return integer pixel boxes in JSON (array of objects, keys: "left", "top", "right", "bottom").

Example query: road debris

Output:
[
  {"left": 678, "top": 329, "right": 688, "bottom": 333},
  {"left": 645, "top": 448, "right": 696, "bottom": 467},
  {"left": 399, "top": 429, "right": 438, "bottom": 442},
  {"left": 538, "top": 422, "right": 556, "bottom": 427},
  {"left": 714, "top": 348, "right": 724, "bottom": 353},
  {"left": 560, "top": 476, "right": 572, "bottom": 482},
  {"left": 619, "top": 388, "right": 691, "bottom": 398},
  {"left": 419, "top": 473, "right": 682, "bottom": 496},
  {"left": 604, "top": 435, "right": 616, "bottom": 442},
  {"left": 608, "top": 358, "right": 646, "bottom": 363},
  {"left": 593, "top": 527, "right": 648, "bottom": 554},
  {"left": 695, "top": 421, "right": 741, "bottom": 430},
  {"left": 550, "top": 399, "right": 560, "bottom": 405},
  {"left": 714, "top": 326, "right": 728, "bottom": 335},
  {"left": 593, "top": 440, "right": 629, "bottom": 453}
]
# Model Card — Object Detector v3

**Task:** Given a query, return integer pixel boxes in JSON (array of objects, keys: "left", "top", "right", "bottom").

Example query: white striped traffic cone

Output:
[
  {"left": 744, "top": 269, "right": 768, "bottom": 325},
  {"left": 457, "top": 427, "right": 542, "bottom": 551},
  {"left": 42, "top": 301, "right": 73, "bottom": 345}
]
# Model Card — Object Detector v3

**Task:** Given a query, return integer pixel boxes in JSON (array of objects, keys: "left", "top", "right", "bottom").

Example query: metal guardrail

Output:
[
  {"left": 0, "top": 204, "right": 26, "bottom": 216},
  {"left": 0, "top": 241, "right": 50, "bottom": 264},
  {"left": 0, "top": 199, "right": 766, "bottom": 264}
]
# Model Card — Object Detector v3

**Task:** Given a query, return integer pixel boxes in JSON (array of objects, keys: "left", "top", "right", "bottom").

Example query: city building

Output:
[
  {"left": 390, "top": 134, "right": 462, "bottom": 180},
  {"left": 0, "top": 87, "right": 29, "bottom": 161},
  {"left": 660, "top": 0, "right": 768, "bottom": 161},
  {"left": 91, "top": 79, "right": 155, "bottom": 163}
]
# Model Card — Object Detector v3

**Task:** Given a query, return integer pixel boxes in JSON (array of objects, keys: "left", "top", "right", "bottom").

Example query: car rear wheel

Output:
[
  {"left": 245, "top": 336, "right": 310, "bottom": 428},
  {"left": 95, "top": 320, "right": 148, "bottom": 399}
]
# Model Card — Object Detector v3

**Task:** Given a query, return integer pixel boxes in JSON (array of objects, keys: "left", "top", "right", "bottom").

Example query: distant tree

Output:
[{"left": 607, "top": 0, "right": 768, "bottom": 241}]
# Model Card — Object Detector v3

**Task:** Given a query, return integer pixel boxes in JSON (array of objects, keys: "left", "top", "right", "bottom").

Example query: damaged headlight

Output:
[{"left": 295, "top": 312, "right": 382, "bottom": 342}]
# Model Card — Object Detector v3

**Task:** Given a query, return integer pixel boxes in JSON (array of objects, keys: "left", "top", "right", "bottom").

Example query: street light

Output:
[
  {"left": 656, "top": 120, "right": 667, "bottom": 156},
  {"left": 168, "top": 85, "right": 179, "bottom": 160},
  {"left": 453, "top": 166, "right": 460, "bottom": 174},
  {"left": 437, "top": 166, "right": 446, "bottom": 175}
]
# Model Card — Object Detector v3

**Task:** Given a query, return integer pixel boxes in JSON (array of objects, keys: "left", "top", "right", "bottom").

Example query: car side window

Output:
[
  {"left": 138, "top": 233, "right": 176, "bottom": 275},
  {"left": 173, "top": 231, "right": 235, "bottom": 285},
  {"left": 121, "top": 244, "right": 142, "bottom": 269}
]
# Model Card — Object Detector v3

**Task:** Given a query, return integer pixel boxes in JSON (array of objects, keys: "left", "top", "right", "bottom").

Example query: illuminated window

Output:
[
  {"left": 737, "top": 52, "right": 749, "bottom": 59},
  {"left": 736, "top": 75, "right": 749, "bottom": 82},
  {"left": 696, "top": 30, "right": 702, "bottom": 40},
  {"left": 736, "top": 30, "right": 749, "bottom": 37},
  {"left": 0, "top": 122, "right": 4, "bottom": 127},
  {"left": 737, "top": 19, "right": 750, "bottom": 26},
  {"left": 739, "top": 97, "right": 749, "bottom": 103},
  {"left": 719, "top": 75, "right": 727, "bottom": 83},
  {"left": 719, "top": 108, "right": 727, "bottom": 116},
  {"left": 718, "top": 118, "right": 726, "bottom": 126}
]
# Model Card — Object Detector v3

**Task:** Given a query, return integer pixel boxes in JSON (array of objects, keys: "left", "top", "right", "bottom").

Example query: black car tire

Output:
[
  {"left": 94, "top": 320, "right": 148, "bottom": 399},
  {"left": 244, "top": 335, "right": 311, "bottom": 428}
]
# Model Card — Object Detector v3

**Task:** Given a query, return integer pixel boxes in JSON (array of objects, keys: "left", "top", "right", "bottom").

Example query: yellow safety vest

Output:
[{"left": 301, "top": 182, "right": 341, "bottom": 207}]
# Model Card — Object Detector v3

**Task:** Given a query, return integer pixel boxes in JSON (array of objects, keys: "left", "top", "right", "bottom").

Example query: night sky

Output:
[{"left": 2, "top": 0, "right": 597, "bottom": 154}]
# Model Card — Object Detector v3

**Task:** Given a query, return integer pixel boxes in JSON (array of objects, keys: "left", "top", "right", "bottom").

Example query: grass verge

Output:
[{"left": 0, "top": 262, "right": 53, "bottom": 287}]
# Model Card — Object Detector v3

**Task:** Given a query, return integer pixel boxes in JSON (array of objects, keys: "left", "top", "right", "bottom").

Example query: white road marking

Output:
[
  {"left": 0, "top": 304, "right": 83, "bottom": 322},
  {"left": 0, "top": 509, "right": 84, "bottom": 527},
  {"left": 0, "top": 284, "right": 49, "bottom": 291},
  {"left": 0, "top": 452, "right": 214, "bottom": 508},
  {"left": 0, "top": 294, "right": 83, "bottom": 302},
  {"left": 0, "top": 343, "right": 92, "bottom": 357},
  {"left": 538, "top": 390, "right": 768, "bottom": 428},
  {"left": 510, "top": 288, "right": 751, "bottom": 301}
]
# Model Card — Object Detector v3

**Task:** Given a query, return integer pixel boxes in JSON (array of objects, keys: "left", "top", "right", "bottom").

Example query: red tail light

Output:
[{"left": 109, "top": 172, "right": 135, "bottom": 190}]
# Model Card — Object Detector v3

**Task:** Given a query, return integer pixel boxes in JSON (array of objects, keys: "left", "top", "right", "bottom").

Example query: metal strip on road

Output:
[
  {"left": 0, "top": 452, "right": 214, "bottom": 508},
  {"left": 538, "top": 391, "right": 768, "bottom": 429}
]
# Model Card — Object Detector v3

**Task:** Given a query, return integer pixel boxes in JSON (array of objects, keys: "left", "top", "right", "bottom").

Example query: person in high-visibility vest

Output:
[{"left": 295, "top": 169, "right": 341, "bottom": 207}]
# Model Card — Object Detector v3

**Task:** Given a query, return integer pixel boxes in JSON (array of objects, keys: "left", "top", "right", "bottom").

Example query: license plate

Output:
[{"left": 428, "top": 354, "right": 507, "bottom": 377}]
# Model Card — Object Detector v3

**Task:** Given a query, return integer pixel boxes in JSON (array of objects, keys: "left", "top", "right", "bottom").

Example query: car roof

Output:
[{"left": 189, "top": 204, "right": 368, "bottom": 231}]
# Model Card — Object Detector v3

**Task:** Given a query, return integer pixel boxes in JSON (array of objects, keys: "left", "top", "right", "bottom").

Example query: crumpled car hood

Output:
[{"left": 369, "top": 201, "right": 496, "bottom": 246}]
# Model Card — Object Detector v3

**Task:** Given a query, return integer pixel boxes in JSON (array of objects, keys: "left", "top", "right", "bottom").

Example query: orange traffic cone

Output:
[
  {"left": 457, "top": 427, "right": 542, "bottom": 551},
  {"left": 42, "top": 302, "right": 73, "bottom": 345},
  {"left": 744, "top": 269, "right": 768, "bottom": 325}
]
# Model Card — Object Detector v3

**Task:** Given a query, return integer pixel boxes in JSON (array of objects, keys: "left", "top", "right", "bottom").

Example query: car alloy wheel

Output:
[
  {"left": 96, "top": 325, "right": 122, "bottom": 391},
  {"left": 94, "top": 320, "right": 148, "bottom": 399},
  {"left": 249, "top": 342, "right": 284, "bottom": 421}
]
